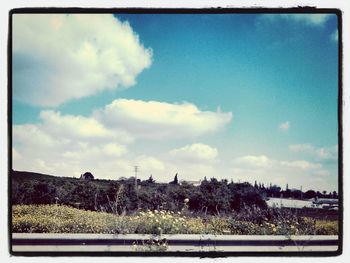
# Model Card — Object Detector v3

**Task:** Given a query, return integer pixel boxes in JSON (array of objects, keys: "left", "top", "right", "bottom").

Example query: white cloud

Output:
[
  {"left": 12, "top": 109, "right": 133, "bottom": 177},
  {"left": 12, "top": 98, "right": 231, "bottom": 180},
  {"left": 63, "top": 143, "right": 127, "bottom": 160},
  {"left": 280, "top": 160, "right": 322, "bottom": 170},
  {"left": 13, "top": 14, "right": 152, "bottom": 107},
  {"left": 331, "top": 29, "right": 338, "bottom": 42},
  {"left": 169, "top": 143, "right": 218, "bottom": 162},
  {"left": 39, "top": 110, "right": 133, "bottom": 143},
  {"left": 233, "top": 154, "right": 323, "bottom": 173},
  {"left": 94, "top": 99, "right": 232, "bottom": 139},
  {"left": 136, "top": 155, "right": 165, "bottom": 172},
  {"left": 233, "top": 155, "right": 272, "bottom": 167},
  {"left": 262, "top": 14, "right": 333, "bottom": 26},
  {"left": 231, "top": 154, "right": 335, "bottom": 191},
  {"left": 12, "top": 148, "right": 22, "bottom": 161},
  {"left": 288, "top": 143, "right": 314, "bottom": 152},
  {"left": 278, "top": 121, "right": 290, "bottom": 131},
  {"left": 14, "top": 124, "right": 62, "bottom": 150},
  {"left": 314, "top": 170, "right": 331, "bottom": 177},
  {"left": 288, "top": 143, "right": 338, "bottom": 160},
  {"left": 102, "top": 143, "right": 127, "bottom": 157}
]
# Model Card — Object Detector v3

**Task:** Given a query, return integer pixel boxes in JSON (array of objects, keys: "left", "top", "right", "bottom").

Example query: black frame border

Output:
[{"left": 8, "top": 6, "right": 343, "bottom": 258}]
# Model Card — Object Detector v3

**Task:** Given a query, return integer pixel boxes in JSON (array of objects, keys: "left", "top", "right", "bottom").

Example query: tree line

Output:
[
  {"left": 12, "top": 170, "right": 338, "bottom": 215},
  {"left": 252, "top": 181, "right": 338, "bottom": 200},
  {"left": 12, "top": 171, "right": 266, "bottom": 215}
]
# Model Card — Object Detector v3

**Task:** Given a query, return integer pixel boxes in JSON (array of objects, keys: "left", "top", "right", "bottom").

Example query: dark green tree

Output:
[
  {"left": 146, "top": 174, "right": 155, "bottom": 183},
  {"left": 170, "top": 173, "right": 179, "bottom": 185}
]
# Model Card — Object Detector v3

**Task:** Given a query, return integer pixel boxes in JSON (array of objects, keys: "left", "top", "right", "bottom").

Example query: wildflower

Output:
[{"left": 272, "top": 228, "right": 277, "bottom": 232}]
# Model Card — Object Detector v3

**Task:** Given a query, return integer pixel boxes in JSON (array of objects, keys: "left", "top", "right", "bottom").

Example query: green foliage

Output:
[
  {"left": 132, "top": 237, "right": 168, "bottom": 252},
  {"left": 169, "top": 173, "right": 178, "bottom": 185},
  {"left": 145, "top": 175, "right": 155, "bottom": 184},
  {"left": 315, "top": 220, "right": 338, "bottom": 235},
  {"left": 12, "top": 205, "right": 117, "bottom": 233},
  {"left": 12, "top": 170, "right": 266, "bottom": 215},
  {"left": 12, "top": 205, "right": 338, "bottom": 235}
]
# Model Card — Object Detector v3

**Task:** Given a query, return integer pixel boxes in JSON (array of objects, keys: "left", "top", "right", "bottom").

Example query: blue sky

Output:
[{"left": 12, "top": 13, "right": 339, "bottom": 191}]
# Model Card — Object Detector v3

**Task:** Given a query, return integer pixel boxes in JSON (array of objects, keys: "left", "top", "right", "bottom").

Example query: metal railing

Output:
[{"left": 12, "top": 233, "right": 339, "bottom": 254}]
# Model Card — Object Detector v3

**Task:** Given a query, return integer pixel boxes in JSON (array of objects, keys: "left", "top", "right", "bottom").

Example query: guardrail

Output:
[{"left": 12, "top": 233, "right": 339, "bottom": 253}]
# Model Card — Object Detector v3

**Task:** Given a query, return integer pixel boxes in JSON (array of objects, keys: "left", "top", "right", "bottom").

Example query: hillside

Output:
[{"left": 11, "top": 170, "right": 124, "bottom": 210}]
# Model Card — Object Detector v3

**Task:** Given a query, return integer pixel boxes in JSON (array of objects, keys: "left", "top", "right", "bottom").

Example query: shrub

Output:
[
  {"left": 315, "top": 220, "right": 338, "bottom": 235},
  {"left": 12, "top": 205, "right": 338, "bottom": 235}
]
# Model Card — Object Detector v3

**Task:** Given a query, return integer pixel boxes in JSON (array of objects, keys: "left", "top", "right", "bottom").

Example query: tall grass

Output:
[{"left": 12, "top": 204, "right": 338, "bottom": 235}]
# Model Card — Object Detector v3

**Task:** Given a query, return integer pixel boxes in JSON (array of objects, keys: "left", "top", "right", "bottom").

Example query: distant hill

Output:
[
  {"left": 12, "top": 170, "right": 113, "bottom": 184},
  {"left": 11, "top": 170, "right": 118, "bottom": 210},
  {"left": 12, "top": 170, "right": 74, "bottom": 182}
]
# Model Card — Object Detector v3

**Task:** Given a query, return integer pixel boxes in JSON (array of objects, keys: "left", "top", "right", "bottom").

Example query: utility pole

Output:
[
  {"left": 134, "top": 165, "right": 140, "bottom": 209},
  {"left": 134, "top": 165, "right": 139, "bottom": 191}
]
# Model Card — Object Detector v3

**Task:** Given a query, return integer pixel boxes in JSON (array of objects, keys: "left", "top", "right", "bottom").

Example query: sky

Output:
[{"left": 12, "top": 12, "right": 339, "bottom": 192}]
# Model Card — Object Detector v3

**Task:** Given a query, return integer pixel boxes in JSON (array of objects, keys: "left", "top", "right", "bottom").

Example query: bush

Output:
[
  {"left": 315, "top": 220, "right": 338, "bottom": 235},
  {"left": 12, "top": 205, "right": 117, "bottom": 233},
  {"left": 12, "top": 205, "right": 338, "bottom": 235}
]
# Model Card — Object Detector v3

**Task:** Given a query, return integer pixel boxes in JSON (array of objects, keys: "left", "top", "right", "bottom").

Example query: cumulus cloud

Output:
[
  {"left": 278, "top": 121, "right": 290, "bottom": 131},
  {"left": 94, "top": 99, "right": 232, "bottom": 139},
  {"left": 12, "top": 109, "right": 132, "bottom": 177},
  {"left": 288, "top": 143, "right": 338, "bottom": 160},
  {"left": 38, "top": 110, "right": 133, "bottom": 143},
  {"left": 63, "top": 143, "right": 127, "bottom": 160},
  {"left": 231, "top": 154, "right": 334, "bottom": 191},
  {"left": 13, "top": 14, "right": 152, "bottom": 107},
  {"left": 261, "top": 14, "right": 333, "bottom": 26},
  {"left": 136, "top": 155, "right": 165, "bottom": 172},
  {"left": 12, "top": 96, "right": 232, "bottom": 180},
  {"left": 169, "top": 143, "right": 218, "bottom": 162},
  {"left": 14, "top": 124, "right": 62, "bottom": 150}
]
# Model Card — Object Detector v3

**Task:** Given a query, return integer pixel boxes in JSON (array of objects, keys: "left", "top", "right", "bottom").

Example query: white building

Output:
[
  {"left": 266, "top": 197, "right": 317, "bottom": 209},
  {"left": 266, "top": 197, "right": 339, "bottom": 210}
]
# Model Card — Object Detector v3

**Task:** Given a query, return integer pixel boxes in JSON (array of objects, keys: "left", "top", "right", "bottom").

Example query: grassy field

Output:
[{"left": 12, "top": 205, "right": 338, "bottom": 235}]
